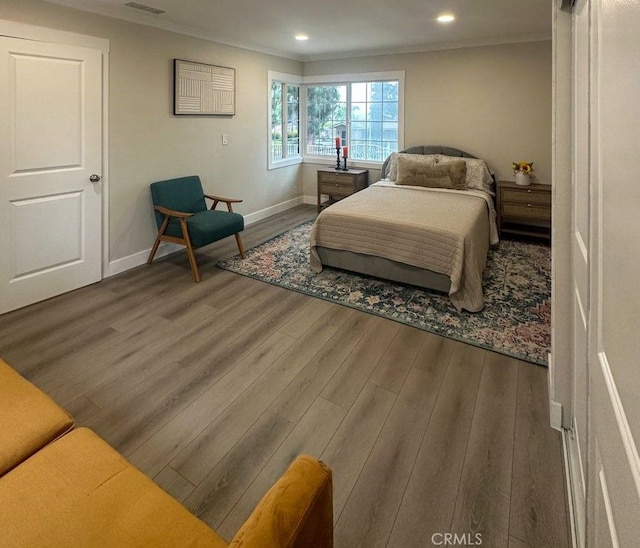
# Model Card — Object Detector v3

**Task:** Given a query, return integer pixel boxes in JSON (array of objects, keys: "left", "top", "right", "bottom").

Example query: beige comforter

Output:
[{"left": 310, "top": 182, "right": 498, "bottom": 312}]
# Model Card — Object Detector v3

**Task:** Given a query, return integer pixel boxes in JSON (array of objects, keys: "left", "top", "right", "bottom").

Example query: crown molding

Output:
[{"left": 300, "top": 33, "right": 552, "bottom": 62}]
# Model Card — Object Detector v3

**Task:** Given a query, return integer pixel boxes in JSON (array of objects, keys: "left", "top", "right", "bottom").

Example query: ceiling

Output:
[{"left": 45, "top": 0, "right": 552, "bottom": 61}]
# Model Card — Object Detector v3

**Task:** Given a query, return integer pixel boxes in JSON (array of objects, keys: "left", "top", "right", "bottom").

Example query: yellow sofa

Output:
[{"left": 0, "top": 359, "right": 333, "bottom": 547}]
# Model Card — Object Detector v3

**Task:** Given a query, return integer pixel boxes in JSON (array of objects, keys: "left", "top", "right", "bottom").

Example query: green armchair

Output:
[{"left": 147, "top": 175, "right": 246, "bottom": 282}]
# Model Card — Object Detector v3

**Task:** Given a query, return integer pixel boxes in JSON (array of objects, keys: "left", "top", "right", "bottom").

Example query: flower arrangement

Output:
[{"left": 512, "top": 161, "right": 534, "bottom": 175}]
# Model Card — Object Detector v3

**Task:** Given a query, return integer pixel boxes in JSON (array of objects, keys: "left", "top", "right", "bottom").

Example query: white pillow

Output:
[
  {"left": 385, "top": 152, "right": 439, "bottom": 182},
  {"left": 437, "top": 155, "right": 495, "bottom": 195}
]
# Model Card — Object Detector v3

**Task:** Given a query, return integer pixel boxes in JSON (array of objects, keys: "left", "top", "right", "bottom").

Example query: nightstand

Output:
[
  {"left": 497, "top": 181, "right": 551, "bottom": 242},
  {"left": 317, "top": 168, "right": 369, "bottom": 212}
]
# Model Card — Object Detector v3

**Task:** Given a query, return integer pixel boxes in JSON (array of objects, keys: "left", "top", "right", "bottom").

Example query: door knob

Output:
[{"left": 89, "top": 174, "right": 101, "bottom": 183}]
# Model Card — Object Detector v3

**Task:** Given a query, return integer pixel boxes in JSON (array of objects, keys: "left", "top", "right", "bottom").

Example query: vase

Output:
[{"left": 515, "top": 172, "right": 532, "bottom": 186}]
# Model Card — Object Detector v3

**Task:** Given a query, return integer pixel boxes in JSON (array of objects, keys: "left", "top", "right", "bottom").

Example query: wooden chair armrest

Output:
[
  {"left": 154, "top": 205, "right": 193, "bottom": 218},
  {"left": 205, "top": 194, "right": 243, "bottom": 212},
  {"left": 204, "top": 194, "right": 243, "bottom": 204}
]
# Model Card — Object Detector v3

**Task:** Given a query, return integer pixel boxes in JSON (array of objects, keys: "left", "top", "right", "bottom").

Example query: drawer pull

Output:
[
  {"left": 527, "top": 189, "right": 532, "bottom": 193},
  {"left": 527, "top": 203, "right": 532, "bottom": 207}
]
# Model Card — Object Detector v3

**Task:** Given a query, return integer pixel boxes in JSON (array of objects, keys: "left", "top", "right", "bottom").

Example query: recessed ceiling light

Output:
[
  {"left": 437, "top": 14, "right": 455, "bottom": 23},
  {"left": 295, "top": 34, "right": 309, "bottom": 41}
]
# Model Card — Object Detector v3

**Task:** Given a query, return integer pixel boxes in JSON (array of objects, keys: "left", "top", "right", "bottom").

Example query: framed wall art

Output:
[{"left": 174, "top": 59, "right": 236, "bottom": 116}]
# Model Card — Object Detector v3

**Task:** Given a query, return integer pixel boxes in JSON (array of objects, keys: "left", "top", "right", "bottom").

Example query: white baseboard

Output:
[
  {"left": 303, "top": 194, "right": 318, "bottom": 205},
  {"left": 107, "top": 242, "right": 182, "bottom": 277},
  {"left": 548, "top": 352, "right": 564, "bottom": 431},
  {"left": 563, "top": 425, "right": 586, "bottom": 548},
  {"left": 106, "top": 197, "right": 304, "bottom": 278},
  {"left": 243, "top": 196, "right": 303, "bottom": 225}
]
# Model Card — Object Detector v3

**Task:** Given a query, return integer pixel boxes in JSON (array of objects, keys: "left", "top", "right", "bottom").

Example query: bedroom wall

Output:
[
  {"left": 0, "top": 0, "right": 302, "bottom": 268},
  {"left": 302, "top": 41, "right": 552, "bottom": 198},
  {"left": 1, "top": 0, "right": 552, "bottom": 269}
]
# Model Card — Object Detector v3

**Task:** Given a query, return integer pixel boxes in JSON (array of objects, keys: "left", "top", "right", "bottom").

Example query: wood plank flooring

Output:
[{"left": 0, "top": 204, "right": 570, "bottom": 547}]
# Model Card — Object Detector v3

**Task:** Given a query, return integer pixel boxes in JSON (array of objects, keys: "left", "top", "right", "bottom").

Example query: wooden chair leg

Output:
[
  {"left": 185, "top": 244, "right": 200, "bottom": 283},
  {"left": 147, "top": 216, "right": 170, "bottom": 264},
  {"left": 235, "top": 233, "right": 246, "bottom": 259},
  {"left": 180, "top": 218, "right": 200, "bottom": 283},
  {"left": 147, "top": 234, "right": 162, "bottom": 264}
]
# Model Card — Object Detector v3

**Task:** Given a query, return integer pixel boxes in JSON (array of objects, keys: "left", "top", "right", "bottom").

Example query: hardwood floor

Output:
[{"left": 0, "top": 205, "right": 570, "bottom": 547}]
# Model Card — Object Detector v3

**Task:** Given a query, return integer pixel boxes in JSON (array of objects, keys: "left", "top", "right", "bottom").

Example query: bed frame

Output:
[{"left": 316, "top": 145, "right": 491, "bottom": 294}]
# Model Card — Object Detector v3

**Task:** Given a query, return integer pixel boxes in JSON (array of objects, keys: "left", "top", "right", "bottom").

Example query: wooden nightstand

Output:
[
  {"left": 497, "top": 181, "right": 552, "bottom": 242},
  {"left": 317, "top": 168, "right": 369, "bottom": 212}
]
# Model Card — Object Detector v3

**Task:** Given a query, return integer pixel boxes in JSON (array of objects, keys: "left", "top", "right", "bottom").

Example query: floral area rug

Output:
[{"left": 218, "top": 222, "right": 551, "bottom": 365}]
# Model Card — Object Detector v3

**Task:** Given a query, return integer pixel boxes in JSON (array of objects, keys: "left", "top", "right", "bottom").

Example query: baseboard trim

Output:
[
  {"left": 107, "top": 242, "right": 182, "bottom": 277},
  {"left": 548, "top": 352, "right": 564, "bottom": 430},
  {"left": 563, "top": 426, "right": 585, "bottom": 548},
  {"left": 106, "top": 197, "right": 304, "bottom": 278},
  {"left": 243, "top": 197, "right": 303, "bottom": 225}
]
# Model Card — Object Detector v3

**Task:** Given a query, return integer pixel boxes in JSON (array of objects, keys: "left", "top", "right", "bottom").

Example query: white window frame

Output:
[
  {"left": 268, "top": 70, "right": 404, "bottom": 170},
  {"left": 268, "top": 71, "right": 302, "bottom": 170},
  {"left": 302, "top": 71, "right": 405, "bottom": 169}
]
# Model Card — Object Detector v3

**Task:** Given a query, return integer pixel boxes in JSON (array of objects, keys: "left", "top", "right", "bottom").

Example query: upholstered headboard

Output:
[{"left": 380, "top": 145, "right": 481, "bottom": 180}]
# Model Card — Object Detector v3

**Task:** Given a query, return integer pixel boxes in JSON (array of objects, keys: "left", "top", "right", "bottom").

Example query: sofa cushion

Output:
[
  {"left": 0, "top": 428, "right": 226, "bottom": 547},
  {"left": 0, "top": 358, "right": 74, "bottom": 477}
]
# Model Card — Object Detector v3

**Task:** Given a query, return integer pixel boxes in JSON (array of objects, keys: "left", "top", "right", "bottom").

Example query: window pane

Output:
[
  {"left": 348, "top": 80, "right": 399, "bottom": 161},
  {"left": 382, "top": 122, "right": 398, "bottom": 143},
  {"left": 287, "top": 103, "right": 299, "bottom": 156},
  {"left": 368, "top": 82, "right": 383, "bottom": 100},
  {"left": 350, "top": 140, "right": 367, "bottom": 160},
  {"left": 287, "top": 85, "right": 299, "bottom": 102},
  {"left": 270, "top": 80, "right": 300, "bottom": 162},
  {"left": 352, "top": 82, "right": 367, "bottom": 102},
  {"left": 367, "top": 121, "right": 383, "bottom": 140},
  {"left": 306, "top": 85, "right": 346, "bottom": 156},
  {"left": 381, "top": 82, "right": 399, "bottom": 122},
  {"left": 383, "top": 81, "right": 398, "bottom": 100},
  {"left": 271, "top": 81, "right": 283, "bottom": 161},
  {"left": 351, "top": 102, "right": 367, "bottom": 121},
  {"left": 288, "top": 84, "right": 300, "bottom": 156}
]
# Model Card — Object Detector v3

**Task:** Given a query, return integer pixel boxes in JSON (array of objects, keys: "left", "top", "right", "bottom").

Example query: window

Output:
[
  {"left": 268, "top": 71, "right": 403, "bottom": 169},
  {"left": 306, "top": 84, "right": 347, "bottom": 157},
  {"left": 306, "top": 78, "right": 400, "bottom": 163},
  {"left": 350, "top": 81, "right": 400, "bottom": 162},
  {"left": 268, "top": 72, "right": 302, "bottom": 169}
]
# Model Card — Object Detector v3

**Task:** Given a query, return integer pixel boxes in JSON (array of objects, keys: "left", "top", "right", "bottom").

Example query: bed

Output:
[{"left": 310, "top": 146, "right": 499, "bottom": 312}]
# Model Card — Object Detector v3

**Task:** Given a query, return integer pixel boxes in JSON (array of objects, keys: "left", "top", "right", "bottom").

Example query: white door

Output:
[
  {"left": 568, "top": 2, "right": 591, "bottom": 544},
  {"left": 0, "top": 37, "right": 103, "bottom": 314},
  {"left": 583, "top": 0, "right": 640, "bottom": 545}
]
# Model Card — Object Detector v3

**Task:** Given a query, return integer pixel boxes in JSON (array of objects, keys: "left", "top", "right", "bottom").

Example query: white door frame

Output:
[{"left": 0, "top": 19, "right": 110, "bottom": 278}]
